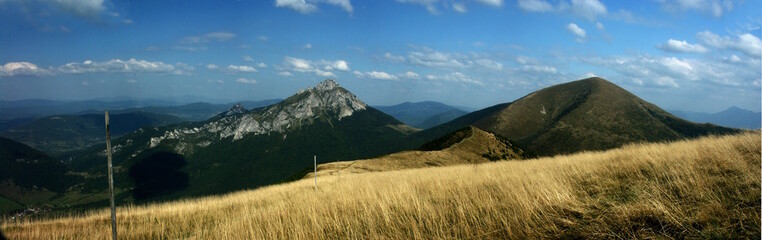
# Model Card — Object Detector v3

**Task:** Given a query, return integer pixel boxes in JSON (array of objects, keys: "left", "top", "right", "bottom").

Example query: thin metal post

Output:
[
  {"left": 105, "top": 111, "right": 117, "bottom": 240},
  {"left": 314, "top": 155, "right": 317, "bottom": 191}
]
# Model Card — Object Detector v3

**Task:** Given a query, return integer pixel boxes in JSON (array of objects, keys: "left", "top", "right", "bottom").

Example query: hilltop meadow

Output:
[{"left": 2, "top": 131, "right": 759, "bottom": 239}]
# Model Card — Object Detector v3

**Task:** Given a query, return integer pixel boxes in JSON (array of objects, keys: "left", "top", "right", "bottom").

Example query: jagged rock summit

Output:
[
  {"left": 149, "top": 79, "right": 369, "bottom": 149},
  {"left": 222, "top": 103, "right": 247, "bottom": 116},
  {"left": 284, "top": 79, "right": 367, "bottom": 120}
]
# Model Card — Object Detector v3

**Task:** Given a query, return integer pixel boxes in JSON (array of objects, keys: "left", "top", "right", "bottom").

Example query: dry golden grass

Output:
[
  {"left": 2, "top": 132, "right": 760, "bottom": 239},
  {"left": 308, "top": 126, "right": 521, "bottom": 178}
]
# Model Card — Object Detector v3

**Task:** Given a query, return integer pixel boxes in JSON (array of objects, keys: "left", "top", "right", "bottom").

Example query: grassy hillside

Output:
[
  {"left": 3, "top": 131, "right": 758, "bottom": 239},
  {"left": 305, "top": 126, "right": 523, "bottom": 178},
  {"left": 473, "top": 77, "right": 738, "bottom": 156}
]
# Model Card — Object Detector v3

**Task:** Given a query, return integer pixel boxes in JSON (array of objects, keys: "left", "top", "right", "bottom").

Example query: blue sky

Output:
[{"left": 0, "top": 0, "right": 760, "bottom": 112}]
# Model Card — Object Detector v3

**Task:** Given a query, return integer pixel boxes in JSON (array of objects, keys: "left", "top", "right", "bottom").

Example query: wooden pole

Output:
[
  {"left": 105, "top": 111, "right": 117, "bottom": 240},
  {"left": 314, "top": 155, "right": 317, "bottom": 192}
]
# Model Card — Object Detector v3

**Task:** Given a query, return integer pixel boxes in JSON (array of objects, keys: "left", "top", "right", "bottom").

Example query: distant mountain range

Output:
[
  {"left": 670, "top": 107, "right": 761, "bottom": 129},
  {"left": 0, "top": 77, "right": 741, "bottom": 213},
  {"left": 1, "top": 112, "right": 185, "bottom": 155},
  {"left": 0, "top": 99, "right": 281, "bottom": 123},
  {"left": 0, "top": 99, "right": 176, "bottom": 120},
  {"left": 375, "top": 101, "right": 469, "bottom": 129}
]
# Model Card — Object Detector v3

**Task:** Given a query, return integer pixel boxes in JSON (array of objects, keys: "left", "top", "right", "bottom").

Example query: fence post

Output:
[
  {"left": 314, "top": 155, "right": 317, "bottom": 191},
  {"left": 105, "top": 111, "right": 117, "bottom": 240}
]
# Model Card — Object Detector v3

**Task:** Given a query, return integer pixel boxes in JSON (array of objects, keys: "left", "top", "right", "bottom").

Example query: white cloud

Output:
[
  {"left": 657, "top": 0, "right": 737, "bottom": 17},
  {"left": 516, "top": 55, "right": 558, "bottom": 76},
  {"left": 569, "top": 0, "right": 607, "bottom": 20},
  {"left": 515, "top": 56, "right": 533, "bottom": 65},
  {"left": 236, "top": 78, "right": 257, "bottom": 84},
  {"left": 660, "top": 57, "right": 694, "bottom": 77},
  {"left": 226, "top": 65, "right": 257, "bottom": 73},
  {"left": 474, "top": 0, "right": 503, "bottom": 7},
  {"left": 396, "top": 0, "right": 441, "bottom": 14},
  {"left": 658, "top": 39, "right": 708, "bottom": 53},
  {"left": 566, "top": 23, "right": 586, "bottom": 41},
  {"left": 397, "top": 0, "right": 500, "bottom": 14},
  {"left": 174, "top": 63, "right": 195, "bottom": 75},
  {"left": 181, "top": 32, "right": 236, "bottom": 44},
  {"left": 81, "top": 81, "right": 89, "bottom": 86},
  {"left": 522, "top": 65, "right": 557, "bottom": 73},
  {"left": 207, "top": 64, "right": 219, "bottom": 70},
  {"left": 1, "top": 0, "right": 107, "bottom": 19},
  {"left": 697, "top": 31, "right": 761, "bottom": 57},
  {"left": 577, "top": 54, "right": 760, "bottom": 89},
  {"left": 356, "top": 70, "right": 420, "bottom": 81},
  {"left": 332, "top": 60, "right": 350, "bottom": 71},
  {"left": 518, "top": 0, "right": 607, "bottom": 20},
  {"left": 452, "top": 2, "right": 467, "bottom": 13},
  {"left": 475, "top": 59, "right": 503, "bottom": 70},
  {"left": 367, "top": 71, "right": 398, "bottom": 80},
  {"left": 173, "top": 46, "right": 207, "bottom": 52},
  {"left": 517, "top": 0, "right": 553, "bottom": 12},
  {"left": 409, "top": 50, "right": 466, "bottom": 68},
  {"left": 242, "top": 56, "right": 254, "bottom": 62},
  {"left": 275, "top": 0, "right": 353, "bottom": 14},
  {"left": 404, "top": 71, "right": 420, "bottom": 79},
  {"left": 256, "top": 62, "right": 268, "bottom": 68},
  {"left": 3, "top": 59, "right": 198, "bottom": 76},
  {"left": 314, "top": 68, "right": 336, "bottom": 77},
  {"left": 127, "top": 79, "right": 137, "bottom": 84},
  {"left": 56, "top": 0, "right": 105, "bottom": 17},
  {"left": 303, "top": 43, "right": 312, "bottom": 49},
  {"left": 58, "top": 59, "right": 177, "bottom": 74},
  {"left": 325, "top": 0, "right": 353, "bottom": 13},
  {"left": 283, "top": 56, "right": 346, "bottom": 77},
  {"left": 278, "top": 71, "right": 293, "bottom": 77},
  {"left": 275, "top": 0, "right": 318, "bottom": 14},
  {"left": 285, "top": 57, "right": 313, "bottom": 71},
  {"left": 384, "top": 52, "right": 405, "bottom": 62},
  {"left": 726, "top": 54, "right": 742, "bottom": 63},
  {"left": 257, "top": 35, "right": 269, "bottom": 41},
  {"left": 0, "top": 62, "right": 51, "bottom": 76},
  {"left": 595, "top": 22, "right": 604, "bottom": 30},
  {"left": 426, "top": 72, "right": 484, "bottom": 86}
]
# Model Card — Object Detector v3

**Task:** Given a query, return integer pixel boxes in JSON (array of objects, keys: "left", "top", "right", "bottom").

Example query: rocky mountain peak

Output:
[
  {"left": 316, "top": 79, "right": 339, "bottom": 91},
  {"left": 224, "top": 103, "right": 247, "bottom": 116},
  {"left": 149, "top": 79, "right": 371, "bottom": 148},
  {"left": 291, "top": 79, "right": 367, "bottom": 119}
]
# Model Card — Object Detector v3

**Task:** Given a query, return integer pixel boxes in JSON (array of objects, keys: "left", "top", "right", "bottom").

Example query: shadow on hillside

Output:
[{"left": 128, "top": 151, "right": 189, "bottom": 201}]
